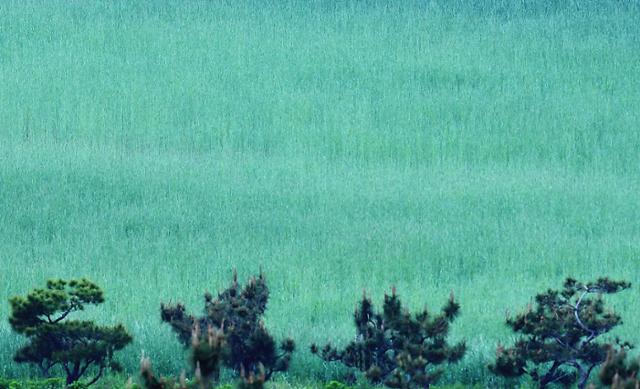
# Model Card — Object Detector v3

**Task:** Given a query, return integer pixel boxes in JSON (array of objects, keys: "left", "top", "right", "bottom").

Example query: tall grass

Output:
[{"left": 1, "top": 1, "right": 639, "bottom": 386}]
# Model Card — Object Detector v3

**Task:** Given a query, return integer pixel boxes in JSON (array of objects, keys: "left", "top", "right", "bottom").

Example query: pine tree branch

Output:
[
  {"left": 545, "top": 368, "right": 575, "bottom": 387},
  {"left": 577, "top": 363, "right": 597, "bottom": 389},
  {"left": 539, "top": 360, "right": 561, "bottom": 388},
  {"left": 264, "top": 366, "right": 274, "bottom": 381},
  {"left": 573, "top": 288, "right": 597, "bottom": 336},
  {"left": 40, "top": 360, "right": 56, "bottom": 377},
  {"left": 77, "top": 358, "right": 96, "bottom": 380},
  {"left": 51, "top": 306, "right": 75, "bottom": 323},
  {"left": 86, "top": 365, "right": 105, "bottom": 386}
]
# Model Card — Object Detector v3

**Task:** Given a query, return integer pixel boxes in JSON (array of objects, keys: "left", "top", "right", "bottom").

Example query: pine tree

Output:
[
  {"left": 489, "top": 277, "right": 632, "bottom": 389},
  {"left": 9, "top": 279, "right": 132, "bottom": 386},
  {"left": 311, "top": 288, "right": 466, "bottom": 389},
  {"left": 160, "top": 270, "right": 295, "bottom": 381}
]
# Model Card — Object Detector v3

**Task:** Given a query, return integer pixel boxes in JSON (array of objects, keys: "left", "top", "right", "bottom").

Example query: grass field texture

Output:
[{"left": 1, "top": 1, "right": 640, "bottom": 386}]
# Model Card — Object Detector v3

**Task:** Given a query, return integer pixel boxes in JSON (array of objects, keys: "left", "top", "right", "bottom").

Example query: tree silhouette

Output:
[
  {"left": 161, "top": 270, "right": 294, "bottom": 381},
  {"left": 490, "top": 277, "right": 632, "bottom": 389}
]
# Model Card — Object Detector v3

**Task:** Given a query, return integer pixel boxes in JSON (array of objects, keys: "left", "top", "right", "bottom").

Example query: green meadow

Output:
[{"left": 1, "top": 0, "right": 640, "bottom": 386}]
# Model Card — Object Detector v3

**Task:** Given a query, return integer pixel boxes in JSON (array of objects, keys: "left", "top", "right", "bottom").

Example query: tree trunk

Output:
[
  {"left": 66, "top": 362, "right": 81, "bottom": 385},
  {"left": 577, "top": 363, "right": 596, "bottom": 389},
  {"left": 538, "top": 361, "right": 560, "bottom": 388}
]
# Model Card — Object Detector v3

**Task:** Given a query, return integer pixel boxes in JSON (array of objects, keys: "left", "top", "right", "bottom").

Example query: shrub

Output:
[
  {"left": 160, "top": 270, "right": 295, "bottom": 381},
  {"left": 489, "top": 277, "right": 632, "bottom": 389},
  {"left": 311, "top": 288, "right": 466, "bottom": 389},
  {"left": 8, "top": 279, "right": 132, "bottom": 386},
  {"left": 592, "top": 347, "right": 640, "bottom": 389}
]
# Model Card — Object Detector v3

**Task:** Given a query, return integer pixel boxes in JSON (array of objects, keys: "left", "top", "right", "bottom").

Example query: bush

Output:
[
  {"left": 8, "top": 279, "right": 132, "bottom": 386},
  {"left": 160, "top": 270, "right": 295, "bottom": 381},
  {"left": 311, "top": 288, "right": 466, "bottom": 389},
  {"left": 489, "top": 277, "right": 632, "bottom": 389}
]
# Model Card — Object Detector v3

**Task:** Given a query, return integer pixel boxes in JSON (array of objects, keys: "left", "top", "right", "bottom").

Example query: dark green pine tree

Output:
[
  {"left": 311, "top": 288, "right": 466, "bottom": 389},
  {"left": 9, "top": 279, "right": 132, "bottom": 386},
  {"left": 489, "top": 278, "right": 632, "bottom": 389},
  {"left": 160, "top": 270, "right": 295, "bottom": 381}
]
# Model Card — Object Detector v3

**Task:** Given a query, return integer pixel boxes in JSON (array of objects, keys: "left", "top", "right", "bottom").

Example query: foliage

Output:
[
  {"left": 8, "top": 279, "right": 132, "bottom": 386},
  {"left": 160, "top": 270, "right": 295, "bottom": 381},
  {"left": 592, "top": 347, "right": 640, "bottom": 389},
  {"left": 489, "top": 278, "right": 632, "bottom": 389},
  {"left": 311, "top": 288, "right": 466, "bottom": 389}
]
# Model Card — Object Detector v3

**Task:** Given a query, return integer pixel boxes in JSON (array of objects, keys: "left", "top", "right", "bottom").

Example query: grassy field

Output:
[{"left": 1, "top": 0, "right": 640, "bottom": 386}]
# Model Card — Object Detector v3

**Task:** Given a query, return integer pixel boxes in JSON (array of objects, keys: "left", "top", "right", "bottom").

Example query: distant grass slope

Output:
[{"left": 1, "top": 1, "right": 639, "bottom": 386}]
